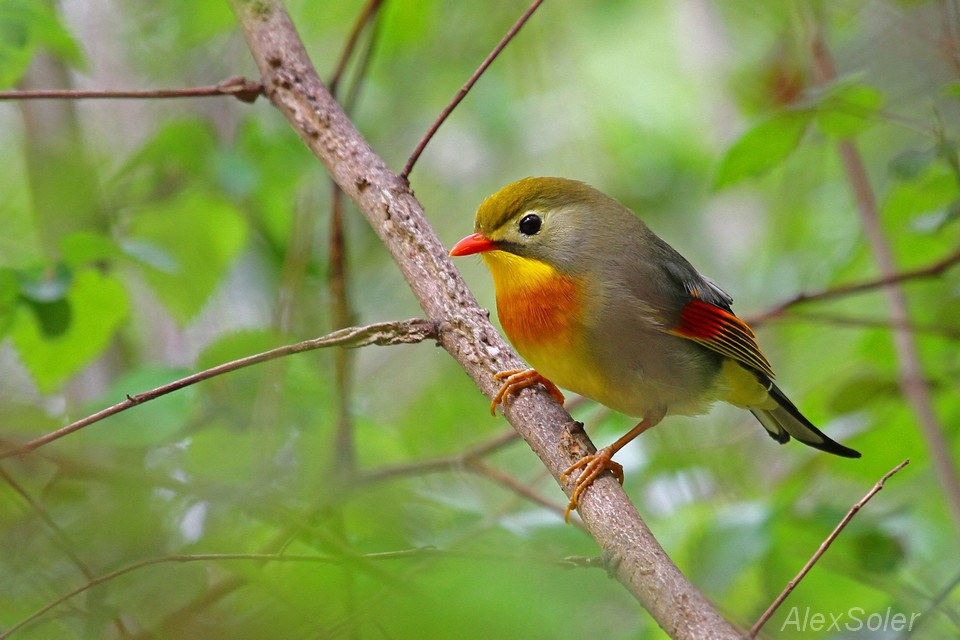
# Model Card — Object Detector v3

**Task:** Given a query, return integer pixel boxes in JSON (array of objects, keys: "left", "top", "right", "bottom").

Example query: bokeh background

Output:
[{"left": 1, "top": 1, "right": 959, "bottom": 638}]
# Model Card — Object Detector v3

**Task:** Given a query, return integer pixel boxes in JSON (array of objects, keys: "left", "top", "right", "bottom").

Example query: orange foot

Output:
[
  {"left": 489, "top": 368, "right": 565, "bottom": 416},
  {"left": 560, "top": 447, "right": 624, "bottom": 522}
]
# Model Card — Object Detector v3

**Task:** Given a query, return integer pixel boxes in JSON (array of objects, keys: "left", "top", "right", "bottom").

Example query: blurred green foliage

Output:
[{"left": 1, "top": 1, "right": 959, "bottom": 638}]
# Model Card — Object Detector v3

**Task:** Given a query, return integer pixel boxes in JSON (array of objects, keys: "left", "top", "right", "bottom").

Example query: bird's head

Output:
[{"left": 449, "top": 177, "right": 613, "bottom": 276}]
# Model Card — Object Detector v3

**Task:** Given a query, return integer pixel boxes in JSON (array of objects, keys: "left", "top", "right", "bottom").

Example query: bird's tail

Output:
[{"left": 750, "top": 383, "right": 861, "bottom": 458}]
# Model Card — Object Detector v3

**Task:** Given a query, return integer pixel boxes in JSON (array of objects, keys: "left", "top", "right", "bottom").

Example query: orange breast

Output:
[
  {"left": 481, "top": 251, "right": 582, "bottom": 357},
  {"left": 496, "top": 277, "right": 580, "bottom": 350}
]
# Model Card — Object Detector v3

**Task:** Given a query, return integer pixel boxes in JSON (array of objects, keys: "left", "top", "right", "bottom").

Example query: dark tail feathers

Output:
[{"left": 750, "top": 383, "right": 860, "bottom": 458}]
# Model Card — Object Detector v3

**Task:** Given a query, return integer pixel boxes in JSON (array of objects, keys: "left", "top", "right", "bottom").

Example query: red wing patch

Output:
[{"left": 669, "top": 298, "right": 775, "bottom": 378}]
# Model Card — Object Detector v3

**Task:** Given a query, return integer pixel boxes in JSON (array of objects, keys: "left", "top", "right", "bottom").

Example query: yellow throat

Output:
[{"left": 480, "top": 249, "right": 582, "bottom": 359}]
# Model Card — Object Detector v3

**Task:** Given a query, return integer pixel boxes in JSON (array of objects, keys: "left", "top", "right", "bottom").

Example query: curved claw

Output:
[
  {"left": 489, "top": 368, "right": 565, "bottom": 416},
  {"left": 558, "top": 413, "right": 661, "bottom": 523},
  {"left": 560, "top": 448, "right": 624, "bottom": 522}
]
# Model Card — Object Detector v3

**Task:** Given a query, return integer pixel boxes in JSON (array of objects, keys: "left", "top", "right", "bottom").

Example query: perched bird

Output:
[{"left": 450, "top": 177, "right": 860, "bottom": 520}]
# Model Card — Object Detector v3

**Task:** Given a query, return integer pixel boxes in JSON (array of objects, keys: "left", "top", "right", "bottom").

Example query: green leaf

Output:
[
  {"left": 0, "top": 267, "right": 20, "bottom": 337},
  {"left": 166, "top": 0, "right": 235, "bottom": 46},
  {"left": 59, "top": 232, "right": 124, "bottom": 268},
  {"left": 815, "top": 83, "right": 885, "bottom": 138},
  {"left": 714, "top": 111, "right": 812, "bottom": 189},
  {"left": 10, "top": 269, "right": 128, "bottom": 393},
  {"left": 852, "top": 530, "right": 905, "bottom": 574},
  {"left": 125, "top": 190, "right": 248, "bottom": 323},
  {"left": 233, "top": 119, "right": 308, "bottom": 250},
  {"left": 827, "top": 374, "right": 899, "bottom": 413},
  {"left": 119, "top": 239, "right": 178, "bottom": 273},
  {"left": 0, "top": 268, "right": 18, "bottom": 306},
  {"left": 888, "top": 147, "right": 937, "bottom": 181},
  {"left": 184, "top": 421, "right": 257, "bottom": 483},
  {"left": 23, "top": 298, "right": 70, "bottom": 337},
  {"left": 689, "top": 507, "right": 770, "bottom": 592},
  {"left": 0, "top": 0, "right": 83, "bottom": 88},
  {"left": 910, "top": 202, "right": 960, "bottom": 232},
  {"left": 882, "top": 167, "right": 959, "bottom": 225},
  {"left": 115, "top": 119, "right": 217, "bottom": 189},
  {"left": 941, "top": 79, "right": 960, "bottom": 99},
  {"left": 212, "top": 148, "right": 260, "bottom": 198},
  {"left": 81, "top": 367, "right": 194, "bottom": 448},
  {"left": 16, "top": 262, "right": 71, "bottom": 302},
  {"left": 943, "top": 198, "right": 960, "bottom": 228}
]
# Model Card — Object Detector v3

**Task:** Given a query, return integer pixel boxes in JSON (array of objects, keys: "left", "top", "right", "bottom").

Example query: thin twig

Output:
[
  {"left": 327, "top": 0, "right": 383, "bottom": 478},
  {"left": 146, "top": 428, "right": 520, "bottom": 631},
  {"left": 749, "top": 458, "right": 910, "bottom": 637},
  {"left": 326, "top": 8, "right": 383, "bottom": 624},
  {"left": 358, "top": 428, "right": 521, "bottom": 485},
  {"left": 0, "top": 76, "right": 263, "bottom": 103},
  {"left": 464, "top": 457, "right": 586, "bottom": 530},
  {"left": 329, "top": 192, "right": 357, "bottom": 474},
  {"left": 274, "top": 190, "right": 319, "bottom": 331},
  {"left": 0, "top": 468, "right": 131, "bottom": 637},
  {"left": 0, "top": 319, "right": 437, "bottom": 460},
  {"left": 0, "top": 468, "right": 95, "bottom": 578},
  {"left": 329, "top": 0, "right": 383, "bottom": 95},
  {"left": 752, "top": 248, "right": 960, "bottom": 324},
  {"left": 327, "top": 8, "right": 387, "bottom": 626},
  {"left": 762, "top": 310, "right": 960, "bottom": 340},
  {"left": 135, "top": 500, "right": 418, "bottom": 639},
  {"left": 809, "top": 18, "right": 960, "bottom": 532},
  {"left": 327, "top": 193, "right": 360, "bottom": 640},
  {"left": 900, "top": 567, "right": 960, "bottom": 638},
  {"left": 342, "top": 0, "right": 383, "bottom": 114},
  {"left": 0, "top": 548, "right": 437, "bottom": 640},
  {"left": 400, "top": 0, "right": 544, "bottom": 179}
]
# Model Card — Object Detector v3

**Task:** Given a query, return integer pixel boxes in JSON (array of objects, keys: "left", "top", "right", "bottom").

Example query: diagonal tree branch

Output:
[
  {"left": 751, "top": 247, "right": 960, "bottom": 325},
  {"left": 749, "top": 458, "right": 910, "bottom": 637},
  {"left": 401, "top": 0, "right": 544, "bottom": 179},
  {"left": 0, "top": 319, "right": 437, "bottom": 460},
  {"left": 227, "top": 2, "right": 743, "bottom": 637}
]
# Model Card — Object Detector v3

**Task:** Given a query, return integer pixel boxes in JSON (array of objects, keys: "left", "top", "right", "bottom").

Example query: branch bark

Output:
[{"left": 227, "top": 2, "right": 742, "bottom": 637}]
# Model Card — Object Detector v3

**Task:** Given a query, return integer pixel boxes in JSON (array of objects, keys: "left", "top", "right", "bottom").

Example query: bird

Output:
[{"left": 449, "top": 177, "right": 860, "bottom": 521}]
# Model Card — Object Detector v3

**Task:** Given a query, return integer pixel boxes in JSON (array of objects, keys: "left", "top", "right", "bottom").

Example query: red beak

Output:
[{"left": 449, "top": 232, "right": 497, "bottom": 256}]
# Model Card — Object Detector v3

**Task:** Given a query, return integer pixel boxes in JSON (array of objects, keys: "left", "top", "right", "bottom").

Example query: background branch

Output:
[
  {"left": 749, "top": 459, "right": 910, "bottom": 637},
  {"left": 0, "top": 76, "right": 263, "bottom": 102},
  {"left": 809, "top": 16, "right": 960, "bottom": 532},
  {"left": 400, "top": 0, "right": 544, "bottom": 179},
  {"left": 751, "top": 247, "right": 960, "bottom": 325},
  {"left": 0, "top": 548, "right": 439, "bottom": 640},
  {"left": 327, "top": 5, "right": 383, "bottom": 628},
  {"left": 0, "top": 319, "right": 436, "bottom": 460}
]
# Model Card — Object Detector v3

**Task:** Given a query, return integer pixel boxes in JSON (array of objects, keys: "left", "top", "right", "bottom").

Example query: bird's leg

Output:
[
  {"left": 489, "top": 368, "right": 565, "bottom": 416},
  {"left": 561, "top": 410, "right": 664, "bottom": 522}
]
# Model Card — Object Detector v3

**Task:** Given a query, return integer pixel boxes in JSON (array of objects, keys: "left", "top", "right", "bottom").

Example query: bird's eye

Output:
[{"left": 518, "top": 214, "right": 542, "bottom": 236}]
